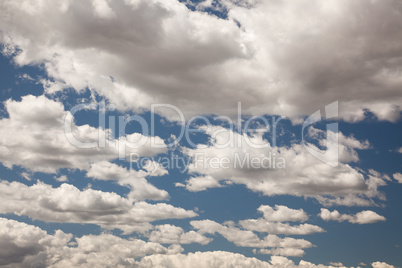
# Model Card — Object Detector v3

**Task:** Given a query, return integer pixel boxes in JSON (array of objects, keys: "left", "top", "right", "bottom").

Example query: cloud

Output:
[
  {"left": 319, "top": 209, "right": 386, "bottom": 224},
  {"left": 329, "top": 262, "right": 344, "bottom": 267},
  {"left": 393, "top": 173, "right": 402, "bottom": 183},
  {"left": 0, "top": 217, "right": 396, "bottom": 267},
  {"left": 1, "top": 0, "right": 402, "bottom": 121},
  {"left": 190, "top": 220, "right": 313, "bottom": 249},
  {"left": 175, "top": 175, "right": 222, "bottom": 192},
  {"left": 138, "top": 252, "right": 393, "bottom": 268},
  {"left": 371, "top": 262, "right": 395, "bottom": 268},
  {"left": 138, "top": 251, "right": 273, "bottom": 268},
  {"left": 256, "top": 205, "right": 309, "bottom": 222},
  {"left": 238, "top": 205, "right": 324, "bottom": 236},
  {"left": 0, "top": 217, "right": 71, "bottom": 267},
  {"left": 183, "top": 126, "right": 385, "bottom": 206},
  {"left": 0, "top": 180, "right": 197, "bottom": 234},
  {"left": 147, "top": 224, "right": 212, "bottom": 245},
  {"left": 0, "top": 217, "right": 183, "bottom": 268},
  {"left": 256, "top": 248, "right": 306, "bottom": 257},
  {"left": 0, "top": 95, "right": 167, "bottom": 173},
  {"left": 52, "top": 233, "right": 183, "bottom": 268},
  {"left": 239, "top": 220, "right": 324, "bottom": 236},
  {"left": 87, "top": 161, "right": 169, "bottom": 201}
]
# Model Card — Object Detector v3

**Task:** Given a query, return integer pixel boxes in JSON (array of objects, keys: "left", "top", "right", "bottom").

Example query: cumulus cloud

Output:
[
  {"left": 87, "top": 161, "right": 169, "bottom": 201},
  {"left": 319, "top": 209, "right": 386, "bottom": 224},
  {"left": 0, "top": 217, "right": 71, "bottom": 267},
  {"left": 0, "top": 95, "right": 167, "bottom": 173},
  {"left": 371, "top": 262, "right": 395, "bottom": 268},
  {"left": 138, "top": 252, "right": 393, "bottom": 268},
  {"left": 183, "top": 126, "right": 385, "bottom": 206},
  {"left": 147, "top": 224, "right": 212, "bottom": 245},
  {"left": 256, "top": 205, "right": 309, "bottom": 222},
  {"left": 393, "top": 173, "right": 402, "bottom": 183},
  {"left": 256, "top": 248, "right": 306, "bottom": 257},
  {"left": 51, "top": 233, "right": 183, "bottom": 268},
  {"left": 190, "top": 219, "right": 313, "bottom": 249},
  {"left": 1, "top": 0, "right": 402, "bottom": 121},
  {"left": 238, "top": 205, "right": 324, "bottom": 236},
  {"left": 0, "top": 217, "right": 183, "bottom": 268},
  {"left": 0, "top": 217, "right": 397, "bottom": 267},
  {"left": 239, "top": 220, "right": 324, "bottom": 236},
  {"left": 138, "top": 251, "right": 273, "bottom": 268},
  {"left": 175, "top": 175, "right": 223, "bottom": 192},
  {"left": 0, "top": 180, "right": 197, "bottom": 234}
]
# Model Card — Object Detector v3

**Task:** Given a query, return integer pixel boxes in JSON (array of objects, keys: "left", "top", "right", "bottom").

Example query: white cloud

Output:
[
  {"left": 55, "top": 175, "right": 68, "bottom": 182},
  {"left": 393, "top": 173, "right": 402, "bottom": 183},
  {"left": 87, "top": 161, "right": 169, "bottom": 201},
  {"left": 183, "top": 126, "right": 385, "bottom": 206},
  {"left": 0, "top": 217, "right": 184, "bottom": 268},
  {"left": 238, "top": 205, "right": 325, "bottom": 236},
  {"left": 138, "top": 252, "right": 393, "bottom": 268},
  {"left": 319, "top": 209, "right": 386, "bottom": 224},
  {"left": 0, "top": 180, "right": 197, "bottom": 234},
  {"left": 329, "top": 262, "right": 345, "bottom": 267},
  {"left": 138, "top": 251, "right": 273, "bottom": 268},
  {"left": 1, "top": 0, "right": 402, "bottom": 121},
  {"left": 0, "top": 217, "right": 396, "bottom": 268},
  {"left": 371, "top": 262, "right": 395, "bottom": 268},
  {"left": 147, "top": 224, "right": 212, "bottom": 245},
  {"left": 177, "top": 175, "right": 222, "bottom": 192},
  {"left": 0, "top": 95, "right": 167, "bottom": 173},
  {"left": 257, "top": 248, "right": 306, "bottom": 257},
  {"left": 190, "top": 220, "right": 313, "bottom": 249},
  {"left": 52, "top": 233, "right": 183, "bottom": 268},
  {"left": 239, "top": 220, "right": 324, "bottom": 236},
  {"left": 256, "top": 205, "right": 309, "bottom": 222},
  {"left": 0, "top": 217, "right": 71, "bottom": 267}
]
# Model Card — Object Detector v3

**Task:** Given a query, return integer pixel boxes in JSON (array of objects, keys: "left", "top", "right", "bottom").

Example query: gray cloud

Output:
[{"left": 0, "top": 0, "right": 401, "bottom": 121}]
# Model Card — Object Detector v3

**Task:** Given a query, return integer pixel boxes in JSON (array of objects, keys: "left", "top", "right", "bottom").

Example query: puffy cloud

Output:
[
  {"left": 257, "top": 248, "right": 306, "bottom": 257},
  {"left": 147, "top": 224, "right": 212, "bottom": 245},
  {"left": 138, "top": 252, "right": 392, "bottom": 268},
  {"left": 87, "top": 161, "right": 169, "bottom": 201},
  {"left": 238, "top": 205, "right": 324, "bottom": 236},
  {"left": 138, "top": 251, "right": 273, "bottom": 268},
  {"left": 1, "top": 0, "right": 402, "bottom": 121},
  {"left": 257, "top": 205, "right": 309, "bottom": 222},
  {"left": 51, "top": 233, "right": 183, "bottom": 268},
  {"left": 0, "top": 217, "right": 396, "bottom": 268},
  {"left": 319, "top": 209, "right": 386, "bottom": 224},
  {"left": 0, "top": 217, "right": 183, "bottom": 268},
  {"left": 175, "top": 175, "right": 222, "bottom": 192},
  {"left": 393, "top": 173, "right": 402, "bottom": 183},
  {"left": 190, "top": 220, "right": 313, "bottom": 249},
  {"left": 0, "top": 180, "right": 197, "bottom": 234},
  {"left": 239, "top": 220, "right": 324, "bottom": 236},
  {"left": 371, "top": 262, "right": 395, "bottom": 268},
  {"left": 0, "top": 217, "right": 71, "bottom": 267},
  {"left": 0, "top": 95, "right": 166, "bottom": 173},
  {"left": 183, "top": 126, "right": 384, "bottom": 206}
]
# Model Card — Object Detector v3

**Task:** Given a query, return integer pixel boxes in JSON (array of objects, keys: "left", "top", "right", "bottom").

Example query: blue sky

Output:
[{"left": 0, "top": 1, "right": 402, "bottom": 267}]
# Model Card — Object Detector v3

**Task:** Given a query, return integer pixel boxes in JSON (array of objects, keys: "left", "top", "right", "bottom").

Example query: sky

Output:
[{"left": 0, "top": 0, "right": 401, "bottom": 267}]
